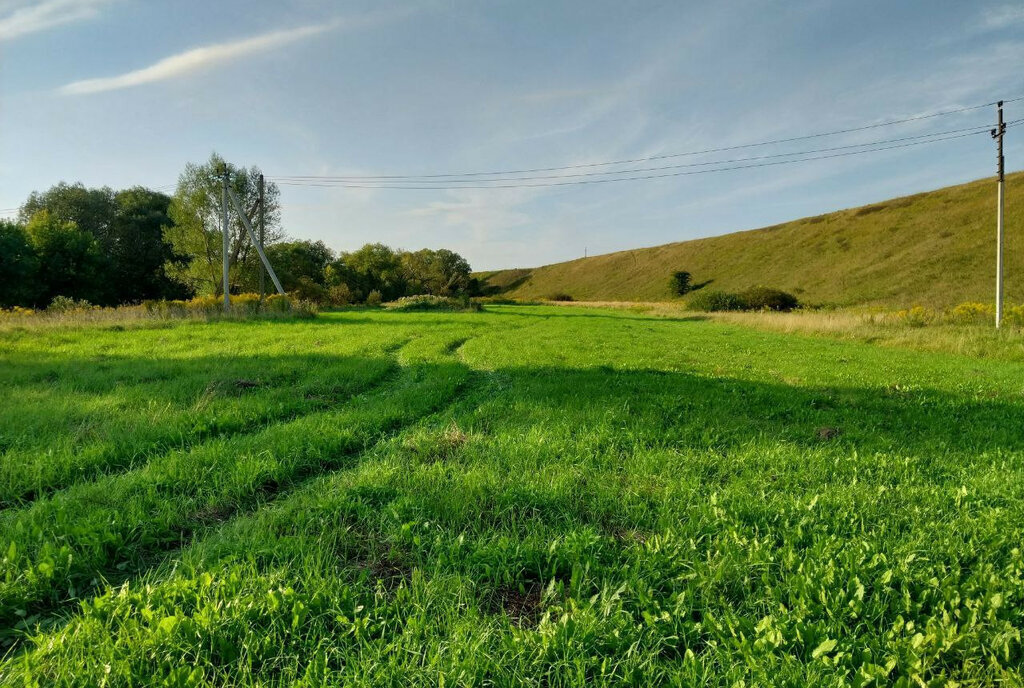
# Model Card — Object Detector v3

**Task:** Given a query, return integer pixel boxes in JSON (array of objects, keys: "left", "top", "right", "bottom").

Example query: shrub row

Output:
[
  {"left": 383, "top": 295, "right": 482, "bottom": 312},
  {"left": 686, "top": 287, "right": 800, "bottom": 312}
]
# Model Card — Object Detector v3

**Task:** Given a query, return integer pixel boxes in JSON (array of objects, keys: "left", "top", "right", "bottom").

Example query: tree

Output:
[
  {"left": 26, "top": 211, "right": 106, "bottom": 306},
  {"left": 670, "top": 271, "right": 692, "bottom": 296},
  {"left": 400, "top": 248, "right": 472, "bottom": 296},
  {"left": 166, "top": 153, "right": 283, "bottom": 296},
  {"left": 255, "top": 240, "right": 334, "bottom": 292},
  {"left": 0, "top": 220, "right": 40, "bottom": 308},
  {"left": 19, "top": 183, "right": 186, "bottom": 303},
  {"left": 111, "top": 187, "right": 190, "bottom": 301},
  {"left": 21, "top": 183, "right": 117, "bottom": 244},
  {"left": 328, "top": 243, "right": 405, "bottom": 302}
]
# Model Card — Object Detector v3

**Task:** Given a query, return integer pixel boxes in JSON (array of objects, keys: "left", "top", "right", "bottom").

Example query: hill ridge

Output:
[{"left": 478, "top": 172, "right": 1024, "bottom": 307}]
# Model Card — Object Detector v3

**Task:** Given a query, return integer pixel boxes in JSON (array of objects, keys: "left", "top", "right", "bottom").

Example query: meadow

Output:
[{"left": 1, "top": 305, "right": 1023, "bottom": 686}]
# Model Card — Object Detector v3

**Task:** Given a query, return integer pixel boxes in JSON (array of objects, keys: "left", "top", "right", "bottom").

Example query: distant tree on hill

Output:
[{"left": 670, "top": 270, "right": 693, "bottom": 296}]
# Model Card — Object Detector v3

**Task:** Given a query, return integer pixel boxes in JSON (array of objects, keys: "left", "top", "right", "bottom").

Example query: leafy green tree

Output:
[
  {"left": 400, "top": 248, "right": 472, "bottom": 296},
  {"left": 111, "top": 188, "right": 190, "bottom": 301},
  {"left": 255, "top": 240, "right": 334, "bottom": 292},
  {"left": 327, "top": 243, "right": 405, "bottom": 302},
  {"left": 26, "top": 211, "right": 106, "bottom": 306},
  {"left": 0, "top": 220, "right": 40, "bottom": 307},
  {"left": 670, "top": 271, "right": 692, "bottom": 296},
  {"left": 19, "top": 183, "right": 185, "bottom": 303},
  {"left": 166, "top": 153, "right": 282, "bottom": 296},
  {"left": 21, "top": 183, "right": 117, "bottom": 244}
]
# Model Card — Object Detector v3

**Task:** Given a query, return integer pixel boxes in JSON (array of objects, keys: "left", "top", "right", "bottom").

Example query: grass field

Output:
[
  {"left": 478, "top": 171, "right": 1024, "bottom": 307},
  {"left": 2, "top": 306, "right": 1024, "bottom": 685}
]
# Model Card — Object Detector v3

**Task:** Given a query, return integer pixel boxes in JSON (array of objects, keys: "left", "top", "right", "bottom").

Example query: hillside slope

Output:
[{"left": 478, "top": 172, "right": 1024, "bottom": 307}]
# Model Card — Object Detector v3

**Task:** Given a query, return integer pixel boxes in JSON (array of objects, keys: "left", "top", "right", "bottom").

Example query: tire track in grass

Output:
[
  {"left": 0, "top": 342, "right": 473, "bottom": 641},
  {"left": 0, "top": 326, "right": 413, "bottom": 455},
  {"left": 0, "top": 365, "right": 483, "bottom": 672},
  {"left": 0, "top": 338, "right": 414, "bottom": 507},
  {"left": 0, "top": 356, "right": 396, "bottom": 509}
]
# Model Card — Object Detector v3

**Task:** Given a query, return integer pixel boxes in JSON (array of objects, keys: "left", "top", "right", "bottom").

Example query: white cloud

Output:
[
  {"left": 58, "top": 21, "right": 337, "bottom": 96},
  {"left": 0, "top": 0, "right": 115, "bottom": 41},
  {"left": 979, "top": 5, "right": 1024, "bottom": 30}
]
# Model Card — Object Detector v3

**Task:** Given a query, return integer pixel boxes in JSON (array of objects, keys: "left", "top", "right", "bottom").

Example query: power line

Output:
[
  {"left": 273, "top": 129, "right": 988, "bottom": 190},
  {"left": 272, "top": 95, "right": 1023, "bottom": 181},
  {"left": 272, "top": 125, "right": 991, "bottom": 186}
]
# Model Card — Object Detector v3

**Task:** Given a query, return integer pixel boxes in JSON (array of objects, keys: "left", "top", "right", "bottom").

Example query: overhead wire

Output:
[
  {"left": 273, "top": 129, "right": 990, "bottom": 190},
  {"left": 272, "top": 124, "right": 992, "bottom": 186},
  {"left": 270, "top": 95, "right": 1021, "bottom": 182}
]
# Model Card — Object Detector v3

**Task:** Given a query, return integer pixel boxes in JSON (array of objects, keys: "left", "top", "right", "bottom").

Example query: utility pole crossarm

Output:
[{"left": 226, "top": 186, "right": 287, "bottom": 296}]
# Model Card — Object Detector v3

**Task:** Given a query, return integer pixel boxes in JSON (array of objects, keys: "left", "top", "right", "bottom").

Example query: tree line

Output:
[{"left": 0, "top": 153, "right": 474, "bottom": 309}]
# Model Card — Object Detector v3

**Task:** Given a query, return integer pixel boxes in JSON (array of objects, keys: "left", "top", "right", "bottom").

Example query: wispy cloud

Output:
[
  {"left": 0, "top": 0, "right": 115, "bottom": 41},
  {"left": 58, "top": 21, "right": 337, "bottom": 96},
  {"left": 978, "top": 5, "right": 1024, "bottom": 30}
]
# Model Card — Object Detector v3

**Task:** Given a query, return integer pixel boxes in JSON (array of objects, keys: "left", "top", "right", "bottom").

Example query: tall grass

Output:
[{"left": 2, "top": 305, "right": 1024, "bottom": 685}]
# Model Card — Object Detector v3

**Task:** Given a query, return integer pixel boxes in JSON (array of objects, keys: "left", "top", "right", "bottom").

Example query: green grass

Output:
[
  {"left": 478, "top": 172, "right": 1024, "bottom": 307},
  {"left": 1, "top": 307, "right": 1024, "bottom": 685}
]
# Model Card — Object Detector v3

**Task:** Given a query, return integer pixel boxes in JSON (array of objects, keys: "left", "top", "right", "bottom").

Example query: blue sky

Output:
[{"left": 1, "top": 0, "right": 1022, "bottom": 270}]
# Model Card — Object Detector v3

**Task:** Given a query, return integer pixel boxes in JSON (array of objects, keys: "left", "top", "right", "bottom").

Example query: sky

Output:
[{"left": 1, "top": 0, "right": 1022, "bottom": 271}]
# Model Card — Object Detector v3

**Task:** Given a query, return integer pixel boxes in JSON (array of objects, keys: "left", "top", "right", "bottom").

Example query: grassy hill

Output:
[{"left": 478, "top": 172, "right": 1024, "bottom": 307}]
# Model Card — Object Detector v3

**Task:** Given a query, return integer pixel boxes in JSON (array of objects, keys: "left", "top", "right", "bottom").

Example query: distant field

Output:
[
  {"left": 2, "top": 307, "right": 1024, "bottom": 685},
  {"left": 478, "top": 172, "right": 1024, "bottom": 307}
]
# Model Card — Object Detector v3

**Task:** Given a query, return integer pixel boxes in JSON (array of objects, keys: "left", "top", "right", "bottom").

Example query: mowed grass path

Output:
[{"left": 1, "top": 306, "right": 1023, "bottom": 686}]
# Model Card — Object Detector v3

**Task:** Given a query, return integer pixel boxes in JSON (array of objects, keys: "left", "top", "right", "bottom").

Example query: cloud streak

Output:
[
  {"left": 978, "top": 5, "right": 1024, "bottom": 30},
  {"left": 0, "top": 0, "right": 115, "bottom": 41},
  {"left": 58, "top": 21, "right": 336, "bottom": 95}
]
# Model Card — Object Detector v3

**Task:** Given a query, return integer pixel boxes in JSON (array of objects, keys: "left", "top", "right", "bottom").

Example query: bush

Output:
[
  {"left": 895, "top": 305, "right": 936, "bottom": 327},
  {"left": 47, "top": 296, "right": 96, "bottom": 313},
  {"left": 685, "top": 290, "right": 746, "bottom": 312},
  {"left": 290, "top": 276, "right": 328, "bottom": 304},
  {"left": 670, "top": 271, "right": 692, "bottom": 296},
  {"left": 384, "top": 295, "right": 482, "bottom": 312},
  {"left": 547, "top": 293, "right": 574, "bottom": 302},
  {"left": 739, "top": 287, "right": 799, "bottom": 312},
  {"left": 366, "top": 290, "right": 383, "bottom": 307},
  {"left": 328, "top": 284, "right": 352, "bottom": 306},
  {"left": 949, "top": 302, "right": 993, "bottom": 325}
]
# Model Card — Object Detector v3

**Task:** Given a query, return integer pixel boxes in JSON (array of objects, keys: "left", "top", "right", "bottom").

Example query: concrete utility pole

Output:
[
  {"left": 258, "top": 174, "right": 266, "bottom": 301},
  {"left": 992, "top": 101, "right": 1006, "bottom": 328},
  {"left": 227, "top": 186, "right": 287, "bottom": 296},
  {"left": 222, "top": 170, "right": 231, "bottom": 309}
]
